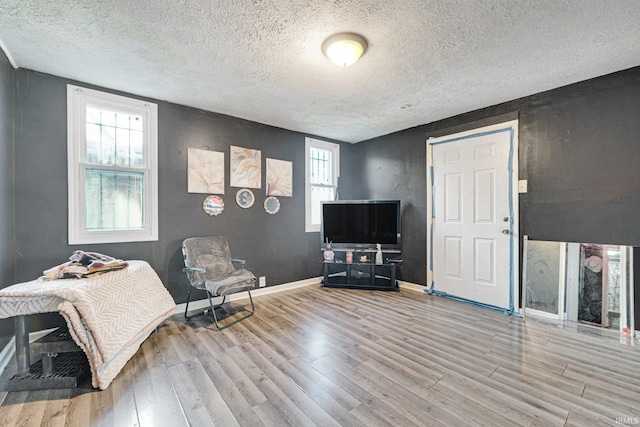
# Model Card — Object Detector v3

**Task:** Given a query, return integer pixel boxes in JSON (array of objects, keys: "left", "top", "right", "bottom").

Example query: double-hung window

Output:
[
  {"left": 305, "top": 138, "right": 339, "bottom": 232},
  {"left": 67, "top": 85, "right": 158, "bottom": 244}
]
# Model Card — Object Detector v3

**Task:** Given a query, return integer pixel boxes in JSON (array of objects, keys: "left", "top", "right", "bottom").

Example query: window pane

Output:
[
  {"left": 86, "top": 123, "right": 101, "bottom": 164},
  {"left": 86, "top": 106, "right": 101, "bottom": 124},
  {"left": 101, "top": 110, "right": 116, "bottom": 127},
  {"left": 116, "top": 112, "right": 130, "bottom": 129},
  {"left": 311, "top": 185, "right": 334, "bottom": 225},
  {"left": 130, "top": 115, "right": 143, "bottom": 131},
  {"left": 100, "top": 125, "right": 116, "bottom": 165},
  {"left": 85, "top": 169, "right": 145, "bottom": 230},
  {"left": 130, "top": 130, "right": 144, "bottom": 168},
  {"left": 86, "top": 106, "right": 144, "bottom": 168},
  {"left": 116, "top": 128, "right": 130, "bottom": 167},
  {"left": 310, "top": 147, "right": 332, "bottom": 185}
]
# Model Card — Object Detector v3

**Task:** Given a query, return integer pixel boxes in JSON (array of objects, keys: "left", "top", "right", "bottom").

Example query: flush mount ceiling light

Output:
[{"left": 322, "top": 32, "right": 368, "bottom": 68}]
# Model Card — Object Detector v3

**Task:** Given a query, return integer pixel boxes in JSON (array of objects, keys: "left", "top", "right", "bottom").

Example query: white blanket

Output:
[{"left": 0, "top": 260, "right": 175, "bottom": 390}]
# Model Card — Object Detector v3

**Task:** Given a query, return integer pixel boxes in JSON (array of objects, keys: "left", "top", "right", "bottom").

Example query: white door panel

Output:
[
  {"left": 444, "top": 173, "right": 462, "bottom": 222},
  {"left": 474, "top": 238, "right": 495, "bottom": 285},
  {"left": 444, "top": 236, "right": 463, "bottom": 278},
  {"left": 429, "top": 122, "right": 518, "bottom": 311}
]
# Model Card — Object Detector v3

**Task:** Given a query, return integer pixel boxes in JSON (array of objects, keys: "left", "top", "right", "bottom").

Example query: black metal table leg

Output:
[{"left": 14, "top": 316, "right": 30, "bottom": 378}]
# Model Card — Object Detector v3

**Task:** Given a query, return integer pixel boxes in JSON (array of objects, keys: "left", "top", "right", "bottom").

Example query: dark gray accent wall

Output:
[
  {"left": 8, "top": 64, "right": 640, "bottom": 338},
  {"left": 0, "top": 51, "right": 15, "bottom": 345},
  {"left": 519, "top": 71, "right": 640, "bottom": 244},
  {"left": 346, "top": 66, "right": 640, "bottom": 289},
  {"left": 635, "top": 250, "right": 640, "bottom": 330},
  {"left": 12, "top": 70, "right": 345, "bottom": 313},
  {"left": 339, "top": 126, "right": 428, "bottom": 284}
]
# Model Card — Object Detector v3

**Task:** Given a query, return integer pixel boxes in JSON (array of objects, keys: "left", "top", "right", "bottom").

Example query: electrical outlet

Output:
[
  {"left": 518, "top": 179, "right": 528, "bottom": 193},
  {"left": 259, "top": 276, "right": 266, "bottom": 287}
]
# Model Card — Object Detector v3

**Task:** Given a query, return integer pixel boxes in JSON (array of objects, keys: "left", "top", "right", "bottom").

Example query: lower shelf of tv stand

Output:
[{"left": 321, "top": 262, "right": 399, "bottom": 291}]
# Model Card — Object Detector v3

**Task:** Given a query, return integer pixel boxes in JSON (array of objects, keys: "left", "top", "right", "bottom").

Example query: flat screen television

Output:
[{"left": 321, "top": 200, "right": 401, "bottom": 252}]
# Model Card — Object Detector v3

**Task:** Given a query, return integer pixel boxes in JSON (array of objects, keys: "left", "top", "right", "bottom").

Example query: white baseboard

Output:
[
  {"left": 0, "top": 327, "right": 58, "bottom": 376},
  {"left": 176, "top": 276, "right": 322, "bottom": 315},
  {"left": 179, "top": 278, "right": 426, "bottom": 314}
]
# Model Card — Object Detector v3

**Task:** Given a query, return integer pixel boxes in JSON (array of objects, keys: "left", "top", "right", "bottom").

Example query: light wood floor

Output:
[{"left": 1, "top": 284, "right": 639, "bottom": 426}]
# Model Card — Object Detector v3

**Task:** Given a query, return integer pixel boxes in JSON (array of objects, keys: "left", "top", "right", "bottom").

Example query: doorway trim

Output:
[{"left": 426, "top": 120, "right": 520, "bottom": 314}]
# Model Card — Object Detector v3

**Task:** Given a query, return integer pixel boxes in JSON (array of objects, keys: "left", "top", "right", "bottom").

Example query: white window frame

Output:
[
  {"left": 305, "top": 137, "right": 340, "bottom": 232},
  {"left": 67, "top": 84, "right": 158, "bottom": 244}
]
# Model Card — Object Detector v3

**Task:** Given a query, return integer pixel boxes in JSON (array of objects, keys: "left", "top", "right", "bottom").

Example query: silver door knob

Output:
[{"left": 501, "top": 229, "right": 510, "bottom": 234}]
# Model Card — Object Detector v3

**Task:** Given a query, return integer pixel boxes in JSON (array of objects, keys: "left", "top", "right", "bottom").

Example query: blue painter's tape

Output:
[
  {"left": 429, "top": 164, "right": 435, "bottom": 281},
  {"left": 423, "top": 289, "right": 522, "bottom": 317},
  {"left": 428, "top": 124, "right": 517, "bottom": 316},
  {"left": 507, "top": 127, "right": 515, "bottom": 315},
  {"left": 429, "top": 165, "right": 435, "bottom": 218},
  {"left": 428, "top": 128, "right": 512, "bottom": 147},
  {"left": 429, "top": 222, "right": 434, "bottom": 270}
]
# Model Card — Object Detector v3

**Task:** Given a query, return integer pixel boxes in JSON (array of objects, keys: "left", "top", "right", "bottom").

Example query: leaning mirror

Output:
[
  {"left": 264, "top": 196, "right": 280, "bottom": 215},
  {"left": 523, "top": 239, "right": 563, "bottom": 317},
  {"left": 203, "top": 195, "right": 224, "bottom": 216},
  {"left": 523, "top": 236, "right": 635, "bottom": 335}
]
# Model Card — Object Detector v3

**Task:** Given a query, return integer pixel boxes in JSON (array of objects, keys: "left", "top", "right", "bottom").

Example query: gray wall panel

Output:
[
  {"left": 7, "top": 63, "right": 640, "bottom": 338},
  {"left": 351, "top": 67, "right": 640, "bottom": 293},
  {"left": 340, "top": 127, "right": 428, "bottom": 285},
  {"left": 0, "top": 49, "right": 15, "bottom": 344},
  {"left": 12, "top": 70, "right": 343, "bottom": 310}
]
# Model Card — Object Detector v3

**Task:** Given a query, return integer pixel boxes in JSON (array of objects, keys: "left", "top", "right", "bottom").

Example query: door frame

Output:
[{"left": 426, "top": 120, "right": 520, "bottom": 314}]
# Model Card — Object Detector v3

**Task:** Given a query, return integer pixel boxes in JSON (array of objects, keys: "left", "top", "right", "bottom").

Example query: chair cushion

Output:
[
  {"left": 183, "top": 237, "right": 236, "bottom": 279},
  {"left": 205, "top": 269, "right": 256, "bottom": 297}
]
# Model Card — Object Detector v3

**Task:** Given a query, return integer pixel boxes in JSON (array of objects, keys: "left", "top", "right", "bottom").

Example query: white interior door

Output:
[{"left": 428, "top": 121, "right": 518, "bottom": 312}]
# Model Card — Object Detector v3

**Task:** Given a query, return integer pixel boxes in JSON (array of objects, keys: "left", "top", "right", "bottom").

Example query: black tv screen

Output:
[{"left": 321, "top": 200, "right": 401, "bottom": 252}]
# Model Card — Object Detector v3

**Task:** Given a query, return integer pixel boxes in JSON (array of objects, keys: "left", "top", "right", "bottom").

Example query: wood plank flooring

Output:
[{"left": 1, "top": 284, "right": 639, "bottom": 426}]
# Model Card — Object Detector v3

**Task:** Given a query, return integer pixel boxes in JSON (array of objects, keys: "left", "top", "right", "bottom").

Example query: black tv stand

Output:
[{"left": 322, "top": 261, "right": 400, "bottom": 291}]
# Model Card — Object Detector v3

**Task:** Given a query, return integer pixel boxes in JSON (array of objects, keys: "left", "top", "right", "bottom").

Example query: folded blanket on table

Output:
[
  {"left": 0, "top": 260, "right": 175, "bottom": 390},
  {"left": 43, "top": 250, "right": 129, "bottom": 280}
]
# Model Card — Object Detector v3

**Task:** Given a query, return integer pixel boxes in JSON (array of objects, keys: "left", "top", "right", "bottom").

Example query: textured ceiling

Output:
[{"left": 1, "top": 1, "right": 640, "bottom": 143}]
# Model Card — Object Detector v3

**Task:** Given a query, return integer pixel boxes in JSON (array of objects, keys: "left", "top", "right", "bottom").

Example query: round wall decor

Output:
[
  {"left": 236, "top": 188, "right": 255, "bottom": 208},
  {"left": 203, "top": 195, "right": 224, "bottom": 216},
  {"left": 264, "top": 196, "right": 280, "bottom": 214}
]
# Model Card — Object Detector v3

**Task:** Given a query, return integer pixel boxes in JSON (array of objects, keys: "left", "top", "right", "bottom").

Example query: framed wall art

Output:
[
  {"left": 230, "top": 145, "right": 261, "bottom": 189},
  {"left": 187, "top": 148, "right": 224, "bottom": 194},
  {"left": 266, "top": 158, "right": 292, "bottom": 197}
]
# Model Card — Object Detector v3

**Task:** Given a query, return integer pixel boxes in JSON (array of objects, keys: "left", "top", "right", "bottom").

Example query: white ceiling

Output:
[{"left": 2, "top": 1, "right": 640, "bottom": 143}]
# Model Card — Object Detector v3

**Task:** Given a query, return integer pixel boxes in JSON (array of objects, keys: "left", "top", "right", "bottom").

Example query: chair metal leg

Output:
[
  {"left": 208, "top": 290, "right": 255, "bottom": 330},
  {"left": 184, "top": 285, "right": 194, "bottom": 319},
  {"left": 184, "top": 285, "right": 254, "bottom": 330},
  {"left": 185, "top": 286, "right": 228, "bottom": 320}
]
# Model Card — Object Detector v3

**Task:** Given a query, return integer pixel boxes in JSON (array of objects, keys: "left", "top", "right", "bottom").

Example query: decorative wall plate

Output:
[
  {"left": 264, "top": 196, "right": 280, "bottom": 214},
  {"left": 235, "top": 188, "right": 255, "bottom": 208},
  {"left": 203, "top": 195, "right": 224, "bottom": 216}
]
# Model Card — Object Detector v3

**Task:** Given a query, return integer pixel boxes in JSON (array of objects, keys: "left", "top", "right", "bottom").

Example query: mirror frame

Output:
[
  {"left": 203, "top": 195, "right": 224, "bottom": 216},
  {"left": 236, "top": 188, "right": 255, "bottom": 209},
  {"left": 264, "top": 196, "right": 280, "bottom": 215}
]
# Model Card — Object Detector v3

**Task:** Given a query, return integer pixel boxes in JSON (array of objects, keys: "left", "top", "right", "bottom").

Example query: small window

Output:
[
  {"left": 305, "top": 138, "right": 339, "bottom": 232},
  {"left": 67, "top": 85, "right": 158, "bottom": 244}
]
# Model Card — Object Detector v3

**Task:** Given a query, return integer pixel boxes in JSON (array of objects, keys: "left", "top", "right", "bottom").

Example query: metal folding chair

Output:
[{"left": 182, "top": 236, "right": 256, "bottom": 330}]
